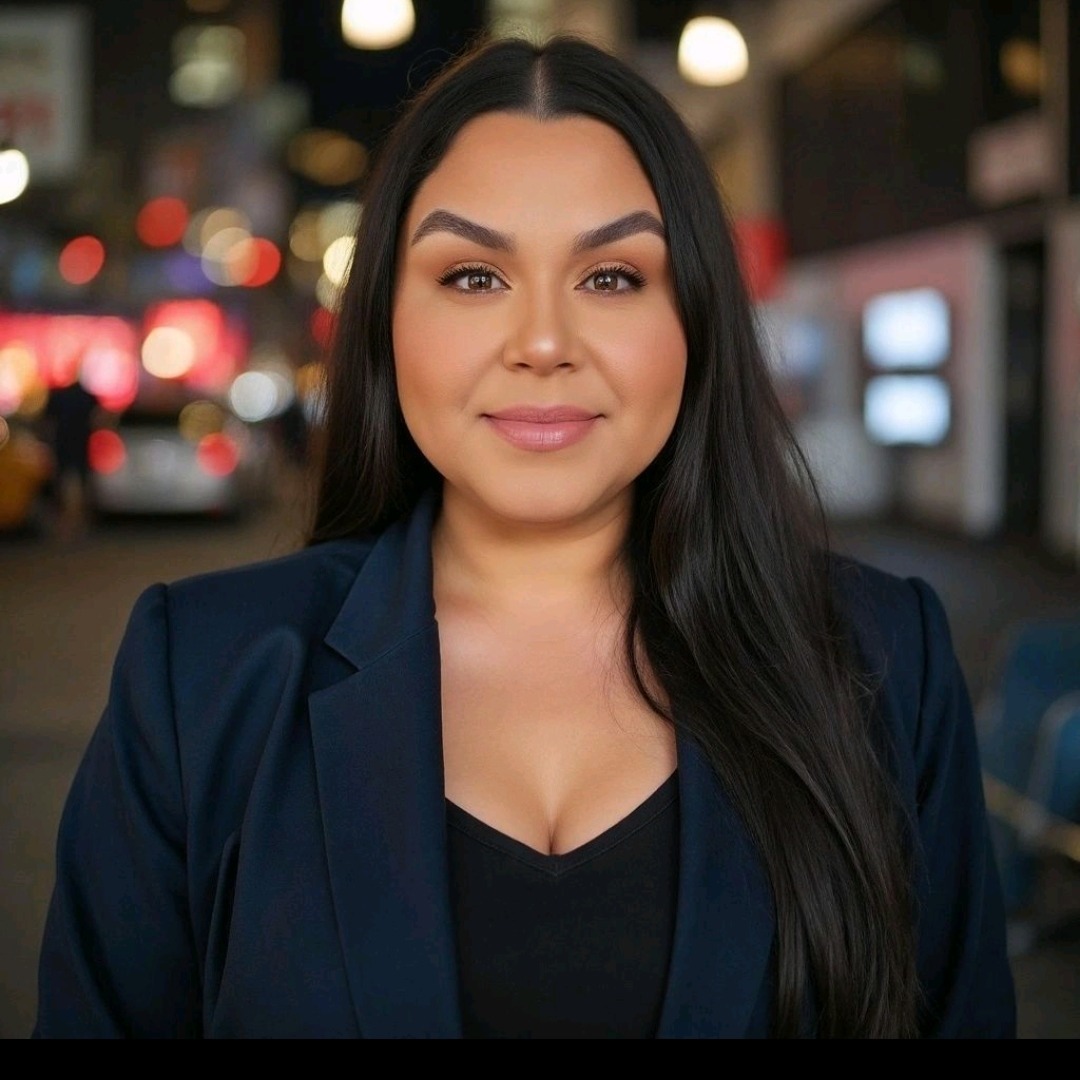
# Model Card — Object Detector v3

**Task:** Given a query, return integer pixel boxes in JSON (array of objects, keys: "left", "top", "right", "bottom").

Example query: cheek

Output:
[
  {"left": 391, "top": 296, "right": 441, "bottom": 453},
  {"left": 392, "top": 290, "right": 483, "bottom": 465},
  {"left": 392, "top": 289, "right": 460, "bottom": 410},
  {"left": 602, "top": 308, "right": 687, "bottom": 416},
  {"left": 391, "top": 304, "right": 428, "bottom": 405}
]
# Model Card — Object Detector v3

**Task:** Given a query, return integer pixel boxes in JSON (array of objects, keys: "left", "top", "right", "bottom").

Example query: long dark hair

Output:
[{"left": 308, "top": 34, "right": 918, "bottom": 1038}]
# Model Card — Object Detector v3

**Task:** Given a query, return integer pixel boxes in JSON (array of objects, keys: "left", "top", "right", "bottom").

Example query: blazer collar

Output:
[
  {"left": 310, "top": 487, "right": 462, "bottom": 1036},
  {"left": 309, "top": 488, "right": 775, "bottom": 1038},
  {"left": 323, "top": 487, "right": 442, "bottom": 668}
]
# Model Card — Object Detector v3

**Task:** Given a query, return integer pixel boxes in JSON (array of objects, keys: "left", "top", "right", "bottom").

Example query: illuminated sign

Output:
[
  {"left": 0, "top": 7, "right": 90, "bottom": 181},
  {"left": 862, "top": 287, "right": 951, "bottom": 370}
]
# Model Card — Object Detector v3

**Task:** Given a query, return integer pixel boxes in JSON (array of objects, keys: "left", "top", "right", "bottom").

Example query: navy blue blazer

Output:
[{"left": 34, "top": 491, "right": 1016, "bottom": 1038}]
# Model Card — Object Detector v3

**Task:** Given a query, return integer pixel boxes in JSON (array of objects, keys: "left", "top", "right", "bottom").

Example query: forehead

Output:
[{"left": 404, "top": 112, "right": 661, "bottom": 226}]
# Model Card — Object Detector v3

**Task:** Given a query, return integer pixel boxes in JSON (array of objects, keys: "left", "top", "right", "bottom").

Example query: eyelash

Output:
[
  {"left": 436, "top": 263, "right": 497, "bottom": 288},
  {"left": 587, "top": 263, "right": 647, "bottom": 291},
  {"left": 435, "top": 262, "right": 647, "bottom": 292}
]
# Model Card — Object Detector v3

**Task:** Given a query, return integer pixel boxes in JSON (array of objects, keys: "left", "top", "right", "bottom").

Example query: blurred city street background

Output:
[
  {"left": 3, "top": 0, "right": 1080, "bottom": 1039},
  {"left": 4, "top": 490, "right": 1080, "bottom": 1038}
]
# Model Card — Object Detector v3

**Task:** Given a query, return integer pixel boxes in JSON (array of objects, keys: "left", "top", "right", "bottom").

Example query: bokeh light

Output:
[
  {"left": 179, "top": 400, "right": 226, "bottom": 440},
  {"left": 322, "top": 236, "right": 355, "bottom": 287},
  {"left": 88, "top": 429, "right": 126, "bottom": 474},
  {"left": 0, "top": 343, "right": 38, "bottom": 414},
  {"left": 58, "top": 236, "right": 106, "bottom": 285},
  {"left": 137, "top": 197, "right": 190, "bottom": 248},
  {"left": 317, "top": 200, "right": 361, "bottom": 249},
  {"left": 239, "top": 239, "right": 281, "bottom": 287},
  {"left": 201, "top": 226, "right": 254, "bottom": 286},
  {"left": 1000, "top": 38, "right": 1043, "bottom": 98},
  {"left": 678, "top": 17, "right": 748, "bottom": 87},
  {"left": 315, "top": 273, "right": 343, "bottom": 312},
  {"left": 0, "top": 146, "right": 30, "bottom": 206},
  {"left": 289, "top": 209, "right": 324, "bottom": 262},
  {"left": 196, "top": 432, "right": 239, "bottom": 475},
  {"left": 287, "top": 129, "right": 368, "bottom": 187},
  {"left": 341, "top": 0, "right": 415, "bottom": 49},
  {"left": 78, "top": 344, "right": 139, "bottom": 411},
  {"left": 184, "top": 206, "right": 251, "bottom": 255},
  {"left": 142, "top": 325, "right": 197, "bottom": 379},
  {"left": 309, "top": 306, "right": 336, "bottom": 350},
  {"left": 229, "top": 370, "right": 279, "bottom": 422},
  {"left": 170, "top": 24, "right": 246, "bottom": 108},
  {"left": 143, "top": 299, "right": 243, "bottom": 393}
]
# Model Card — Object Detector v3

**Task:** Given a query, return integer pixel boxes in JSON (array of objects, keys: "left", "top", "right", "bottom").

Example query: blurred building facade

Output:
[
  {"left": 1, "top": 0, "right": 1079, "bottom": 562},
  {"left": 757, "top": 0, "right": 1080, "bottom": 567}
]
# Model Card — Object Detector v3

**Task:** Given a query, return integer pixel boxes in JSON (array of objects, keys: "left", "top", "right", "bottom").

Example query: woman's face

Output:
[{"left": 392, "top": 111, "right": 687, "bottom": 530}]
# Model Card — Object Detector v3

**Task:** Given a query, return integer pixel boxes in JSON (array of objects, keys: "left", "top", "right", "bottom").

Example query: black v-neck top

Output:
[{"left": 445, "top": 772, "right": 680, "bottom": 1039}]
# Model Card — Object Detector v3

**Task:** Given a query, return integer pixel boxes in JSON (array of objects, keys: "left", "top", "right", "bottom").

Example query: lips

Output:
[{"left": 482, "top": 405, "right": 602, "bottom": 452}]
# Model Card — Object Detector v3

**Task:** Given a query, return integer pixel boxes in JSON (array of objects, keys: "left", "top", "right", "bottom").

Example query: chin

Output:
[{"left": 454, "top": 474, "right": 629, "bottom": 531}]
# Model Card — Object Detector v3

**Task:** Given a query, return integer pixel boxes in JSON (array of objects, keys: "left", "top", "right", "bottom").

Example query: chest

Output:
[{"left": 436, "top": 608, "right": 676, "bottom": 854}]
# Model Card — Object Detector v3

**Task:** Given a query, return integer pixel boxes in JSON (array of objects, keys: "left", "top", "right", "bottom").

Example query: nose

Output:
[{"left": 501, "top": 285, "right": 581, "bottom": 374}]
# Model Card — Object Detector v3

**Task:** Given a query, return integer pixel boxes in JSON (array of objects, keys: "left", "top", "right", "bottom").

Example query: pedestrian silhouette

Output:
[{"left": 41, "top": 372, "right": 100, "bottom": 537}]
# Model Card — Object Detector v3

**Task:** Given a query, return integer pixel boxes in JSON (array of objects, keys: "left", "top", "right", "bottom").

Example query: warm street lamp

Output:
[
  {"left": 678, "top": 15, "right": 748, "bottom": 87},
  {"left": 341, "top": 0, "right": 416, "bottom": 50}
]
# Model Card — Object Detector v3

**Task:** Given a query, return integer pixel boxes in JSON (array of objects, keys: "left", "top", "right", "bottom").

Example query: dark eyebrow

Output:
[
  {"left": 572, "top": 211, "right": 666, "bottom": 253},
  {"left": 410, "top": 210, "right": 515, "bottom": 252},
  {"left": 408, "top": 209, "right": 666, "bottom": 255}
]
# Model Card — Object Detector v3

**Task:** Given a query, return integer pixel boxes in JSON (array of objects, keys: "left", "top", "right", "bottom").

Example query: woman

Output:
[{"left": 34, "top": 34, "right": 1015, "bottom": 1038}]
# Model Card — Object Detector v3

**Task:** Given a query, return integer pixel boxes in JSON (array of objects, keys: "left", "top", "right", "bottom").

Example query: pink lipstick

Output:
[{"left": 483, "top": 405, "right": 601, "bottom": 452}]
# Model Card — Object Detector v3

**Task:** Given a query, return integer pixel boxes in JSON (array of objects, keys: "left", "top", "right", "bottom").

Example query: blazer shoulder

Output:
[
  {"left": 160, "top": 536, "right": 379, "bottom": 638},
  {"left": 828, "top": 552, "right": 928, "bottom": 662},
  {"left": 828, "top": 552, "right": 972, "bottom": 765}
]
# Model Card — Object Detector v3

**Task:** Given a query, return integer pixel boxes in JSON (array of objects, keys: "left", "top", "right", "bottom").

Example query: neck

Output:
[{"left": 432, "top": 487, "right": 632, "bottom": 615}]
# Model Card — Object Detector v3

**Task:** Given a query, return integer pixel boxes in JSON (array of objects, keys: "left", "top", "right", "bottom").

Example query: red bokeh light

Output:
[
  {"left": 136, "top": 197, "right": 190, "bottom": 248},
  {"left": 309, "top": 306, "right": 336, "bottom": 350},
  {"left": 733, "top": 218, "right": 788, "bottom": 303},
  {"left": 143, "top": 299, "right": 244, "bottom": 394},
  {"left": 0, "top": 313, "right": 140, "bottom": 398},
  {"left": 58, "top": 236, "right": 106, "bottom": 286},
  {"left": 196, "top": 432, "right": 239, "bottom": 476},
  {"left": 79, "top": 342, "right": 139, "bottom": 411},
  {"left": 88, "top": 429, "right": 126, "bottom": 474},
  {"left": 240, "top": 238, "right": 282, "bottom": 287}
]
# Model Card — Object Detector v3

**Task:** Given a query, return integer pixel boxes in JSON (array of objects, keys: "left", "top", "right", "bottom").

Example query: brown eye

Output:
[
  {"left": 438, "top": 265, "right": 507, "bottom": 291},
  {"left": 580, "top": 266, "right": 646, "bottom": 293}
]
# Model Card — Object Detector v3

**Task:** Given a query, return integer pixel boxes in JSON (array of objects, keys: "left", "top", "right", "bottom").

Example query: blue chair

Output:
[
  {"left": 1005, "top": 692, "right": 1080, "bottom": 950},
  {"left": 976, "top": 616, "right": 1080, "bottom": 916},
  {"left": 1027, "top": 692, "right": 1080, "bottom": 848}
]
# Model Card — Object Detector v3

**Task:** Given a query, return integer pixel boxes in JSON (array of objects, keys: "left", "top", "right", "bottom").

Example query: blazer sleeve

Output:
[
  {"left": 34, "top": 584, "right": 202, "bottom": 1038},
  {"left": 906, "top": 576, "right": 1016, "bottom": 1038}
]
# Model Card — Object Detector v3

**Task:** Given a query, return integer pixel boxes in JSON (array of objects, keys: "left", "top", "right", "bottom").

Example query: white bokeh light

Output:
[
  {"left": 229, "top": 370, "right": 279, "bottom": 422},
  {"left": 0, "top": 147, "right": 30, "bottom": 205},
  {"left": 142, "top": 326, "right": 197, "bottom": 379},
  {"left": 678, "top": 17, "right": 748, "bottom": 87},
  {"left": 322, "top": 236, "right": 355, "bottom": 288},
  {"left": 341, "top": 0, "right": 415, "bottom": 49}
]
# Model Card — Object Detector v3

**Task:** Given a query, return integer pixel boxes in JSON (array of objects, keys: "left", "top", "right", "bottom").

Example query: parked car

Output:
[
  {"left": 87, "top": 395, "right": 272, "bottom": 518},
  {"left": 0, "top": 417, "right": 55, "bottom": 534}
]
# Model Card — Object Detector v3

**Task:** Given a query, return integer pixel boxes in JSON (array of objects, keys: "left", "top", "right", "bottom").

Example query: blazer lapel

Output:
[
  {"left": 305, "top": 489, "right": 777, "bottom": 1038},
  {"left": 308, "top": 491, "right": 463, "bottom": 1038},
  {"left": 657, "top": 730, "right": 776, "bottom": 1037}
]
